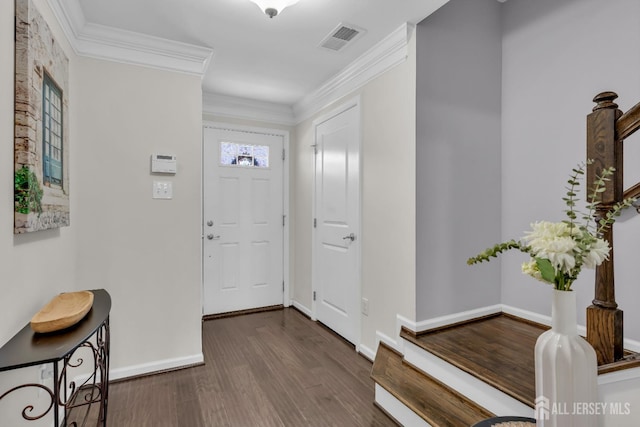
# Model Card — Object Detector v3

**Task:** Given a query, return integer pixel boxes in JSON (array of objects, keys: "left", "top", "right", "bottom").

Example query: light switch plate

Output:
[{"left": 153, "top": 181, "right": 173, "bottom": 199}]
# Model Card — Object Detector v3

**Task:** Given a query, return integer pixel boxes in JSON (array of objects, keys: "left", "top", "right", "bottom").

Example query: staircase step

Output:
[
  {"left": 400, "top": 313, "right": 544, "bottom": 408},
  {"left": 371, "top": 342, "right": 494, "bottom": 426}
]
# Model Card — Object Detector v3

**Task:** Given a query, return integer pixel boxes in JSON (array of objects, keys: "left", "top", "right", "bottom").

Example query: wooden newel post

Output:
[{"left": 586, "top": 92, "right": 625, "bottom": 365}]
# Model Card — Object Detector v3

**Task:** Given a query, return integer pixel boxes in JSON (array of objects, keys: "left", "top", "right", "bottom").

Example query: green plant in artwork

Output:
[{"left": 15, "top": 166, "right": 43, "bottom": 214}]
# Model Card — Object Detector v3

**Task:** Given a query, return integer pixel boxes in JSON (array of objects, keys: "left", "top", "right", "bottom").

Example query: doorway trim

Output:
[
  {"left": 202, "top": 121, "right": 291, "bottom": 313},
  {"left": 311, "top": 96, "right": 362, "bottom": 351}
]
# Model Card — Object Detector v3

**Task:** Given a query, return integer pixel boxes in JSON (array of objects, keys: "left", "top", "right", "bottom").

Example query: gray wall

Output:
[
  {"left": 416, "top": 0, "right": 503, "bottom": 321},
  {"left": 416, "top": 0, "right": 640, "bottom": 343},
  {"left": 501, "top": 0, "right": 640, "bottom": 339}
]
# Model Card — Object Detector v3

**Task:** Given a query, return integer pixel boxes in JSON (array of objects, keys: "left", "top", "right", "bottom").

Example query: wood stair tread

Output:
[
  {"left": 400, "top": 312, "right": 640, "bottom": 409},
  {"left": 400, "top": 313, "right": 544, "bottom": 408},
  {"left": 372, "top": 342, "right": 494, "bottom": 426}
]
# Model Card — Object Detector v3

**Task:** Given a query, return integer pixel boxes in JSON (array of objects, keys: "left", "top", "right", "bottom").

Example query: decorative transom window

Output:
[
  {"left": 42, "top": 72, "right": 63, "bottom": 186},
  {"left": 220, "top": 142, "right": 269, "bottom": 168}
]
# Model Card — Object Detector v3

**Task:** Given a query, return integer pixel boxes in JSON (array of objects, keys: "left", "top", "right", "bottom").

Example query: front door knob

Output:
[{"left": 342, "top": 233, "right": 356, "bottom": 242}]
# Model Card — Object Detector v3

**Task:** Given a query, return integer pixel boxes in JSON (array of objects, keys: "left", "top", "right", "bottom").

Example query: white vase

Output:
[{"left": 534, "top": 289, "right": 598, "bottom": 427}]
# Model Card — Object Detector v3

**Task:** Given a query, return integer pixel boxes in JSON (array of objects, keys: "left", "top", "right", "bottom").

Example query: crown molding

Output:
[
  {"left": 203, "top": 93, "right": 296, "bottom": 126},
  {"left": 293, "top": 22, "right": 415, "bottom": 123},
  {"left": 204, "top": 23, "right": 415, "bottom": 126},
  {"left": 47, "top": 0, "right": 213, "bottom": 76}
]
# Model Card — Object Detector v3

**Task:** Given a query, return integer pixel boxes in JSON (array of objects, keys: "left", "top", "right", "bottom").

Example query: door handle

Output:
[
  {"left": 207, "top": 234, "right": 221, "bottom": 240},
  {"left": 342, "top": 233, "right": 356, "bottom": 242}
]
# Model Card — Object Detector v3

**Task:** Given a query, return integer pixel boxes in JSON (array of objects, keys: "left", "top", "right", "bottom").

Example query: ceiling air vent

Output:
[{"left": 319, "top": 23, "right": 365, "bottom": 52}]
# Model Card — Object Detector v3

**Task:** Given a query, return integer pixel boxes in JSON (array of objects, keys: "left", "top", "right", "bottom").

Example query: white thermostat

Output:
[{"left": 151, "top": 154, "right": 177, "bottom": 174}]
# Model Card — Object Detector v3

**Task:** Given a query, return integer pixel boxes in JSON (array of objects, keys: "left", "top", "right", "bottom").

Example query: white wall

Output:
[
  {"left": 501, "top": 0, "right": 640, "bottom": 340},
  {"left": 0, "top": 0, "right": 79, "bottom": 349},
  {"left": 415, "top": 0, "right": 503, "bottom": 321},
  {"left": 73, "top": 57, "right": 204, "bottom": 375},
  {"left": 1, "top": 5, "right": 204, "bottom": 414},
  {"left": 0, "top": 1, "right": 78, "bottom": 424},
  {"left": 293, "top": 32, "right": 418, "bottom": 354},
  {"left": 1, "top": 2, "right": 78, "bottom": 331}
]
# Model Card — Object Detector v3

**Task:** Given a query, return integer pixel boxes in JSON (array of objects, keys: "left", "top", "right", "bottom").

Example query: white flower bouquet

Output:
[{"left": 468, "top": 162, "right": 635, "bottom": 291}]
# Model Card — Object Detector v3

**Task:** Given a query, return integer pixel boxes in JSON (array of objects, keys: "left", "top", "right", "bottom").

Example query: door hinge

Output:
[
  {"left": 313, "top": 218, "right": 317, "bottom": 228},
  {"left": 283, "top": 215, "right": 286, "bottom": 227},
  {"left": 282, "top": 148, "right": 286, "bottom": 161},
  {"left": 283, "top": 281, "right": 285, "bottom": 291},
  {"left": 313, "top": 291, "right": 316, "bottom": 301}
]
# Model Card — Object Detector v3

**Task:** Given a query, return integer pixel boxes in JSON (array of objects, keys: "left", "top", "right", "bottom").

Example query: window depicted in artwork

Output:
[
  {"left": 42, "top": 72, "right": 63, "bottom": 187},
  {"left": 220, "top": 142, "right": 269, "bottom": 168},
  {"left": 14, "top": 0, "right": 70, "bottom": 233}
]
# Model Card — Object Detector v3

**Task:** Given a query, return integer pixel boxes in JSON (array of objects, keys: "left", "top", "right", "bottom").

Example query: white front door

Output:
[
  {"left": 313, "top": 100, "right": 361, "bottom": 345},
  {"left": 203, "top": 125, "right": 284, "bottom": 315}
]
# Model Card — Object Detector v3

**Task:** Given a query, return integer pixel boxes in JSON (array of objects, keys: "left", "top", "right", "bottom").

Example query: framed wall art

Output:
[{"left": 14, "top": 0, "right": 70, "bottom": 233}]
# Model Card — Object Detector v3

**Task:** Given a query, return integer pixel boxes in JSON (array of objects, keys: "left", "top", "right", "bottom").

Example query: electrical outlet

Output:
[
  {"left": 38, "top": 364, "right": 53, "bottom": 397},
  {"left": 361, "top": 297, "right": 369, "bottom": 316},
  {"left": 40, "top": 364, "right": 53, "bottom": 382}
]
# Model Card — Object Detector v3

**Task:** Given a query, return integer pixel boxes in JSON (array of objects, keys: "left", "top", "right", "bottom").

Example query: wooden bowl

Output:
[{"left": 30, "top": 291, "right": 94, "bottom": 333}]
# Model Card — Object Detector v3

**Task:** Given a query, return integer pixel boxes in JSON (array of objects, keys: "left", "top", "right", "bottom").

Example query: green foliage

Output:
[
  {"left": 562, "top": 164, "right": 585, "bottom": 227},
  {"left": 535, "top": 258, "right": 556, "bottom": 284},
  {"left": 582, "top": 163, "right": 636, "bottom": 236},
  {"left": 467, "top": 240, "right": 524, "bottom": 265},
  {"left": 14, "top": 166, "right": 43, "bottom": 214},
  {"left": 467, "top": 160, "right": 638, "bottom": 291},
  {"left": 561, "top": 161, "right": 636, "bottom": 240}
]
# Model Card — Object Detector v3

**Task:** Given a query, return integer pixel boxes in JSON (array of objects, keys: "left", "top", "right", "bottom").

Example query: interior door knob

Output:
[
  {"left": 207, "top": 234, "right": 220, "bottom": 240},
  {"left": 342, "top": 233, "right": 356, "bottom": 242}
]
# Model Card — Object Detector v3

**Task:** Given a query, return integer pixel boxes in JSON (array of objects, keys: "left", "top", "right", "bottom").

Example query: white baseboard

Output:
[
  {"left": 290, "top": 299, "right": 313, "bottom": 319},
  {"left": 414, "top": 305, "right": 503, "bottom": 333},
  {"left": 396, "top": 314, "right": 417, "bottom": 333},
  {"left": 622, "top": 337, "right": 640, "bottom": 353},
  {"left": 377, "top": 330, "right": 400, "bottom": 353},
  {"left": 423, "top": 304, "right": 640, "bottom": 353},
  {"left": 501, "top": 304, "right": 552, "bottom": 327},
  {"left": 359, "top": 343, "right": 376, "bottom": 362},
  {"left": 109, "top": 353, "right": 204, "bottom": 381},
  {"left": 359, "top": 329, "right": 404, "bottom": 363},
  {"left": 375, "top": 383, "right": 431, "bottom": 427}
]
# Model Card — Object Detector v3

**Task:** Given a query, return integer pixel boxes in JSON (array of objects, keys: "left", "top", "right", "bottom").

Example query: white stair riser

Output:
[
  {"left": 403, "top": 340, "right": 534, "bottom": 418},
  {"left": 374, "top": 384, "right": 432, "bottom": 427}
]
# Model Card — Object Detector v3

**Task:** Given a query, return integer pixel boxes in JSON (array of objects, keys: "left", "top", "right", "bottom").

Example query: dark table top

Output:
[{"left": 0, "top": 289, "right": 111, "bottom": 372}]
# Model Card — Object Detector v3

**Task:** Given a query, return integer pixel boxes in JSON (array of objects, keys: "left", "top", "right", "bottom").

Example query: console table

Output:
[{"left": 0, "top": 289, "right": 111, "bottom": 426}]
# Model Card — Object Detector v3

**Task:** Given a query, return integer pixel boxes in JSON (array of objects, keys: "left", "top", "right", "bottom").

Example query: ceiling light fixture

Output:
[{"left": 249, "top": 0, "right": 300, "bottom": 18}]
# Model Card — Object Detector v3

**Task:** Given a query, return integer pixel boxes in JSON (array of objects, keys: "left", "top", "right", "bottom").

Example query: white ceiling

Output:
[{"left": 76, "top": 0, "right": 449, "bottom": 106}]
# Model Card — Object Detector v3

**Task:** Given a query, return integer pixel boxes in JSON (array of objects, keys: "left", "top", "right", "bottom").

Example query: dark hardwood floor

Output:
[{"left": 107, "top": 308, "right": 397, "bottom": 426}]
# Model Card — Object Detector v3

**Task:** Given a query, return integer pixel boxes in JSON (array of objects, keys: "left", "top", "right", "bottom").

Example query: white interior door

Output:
[
  {"left": 313, "top": 101, "right": 360, "bottom": 345},
  {"left": 203, "top": 125, "right": 284, "bottom": 315}
]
